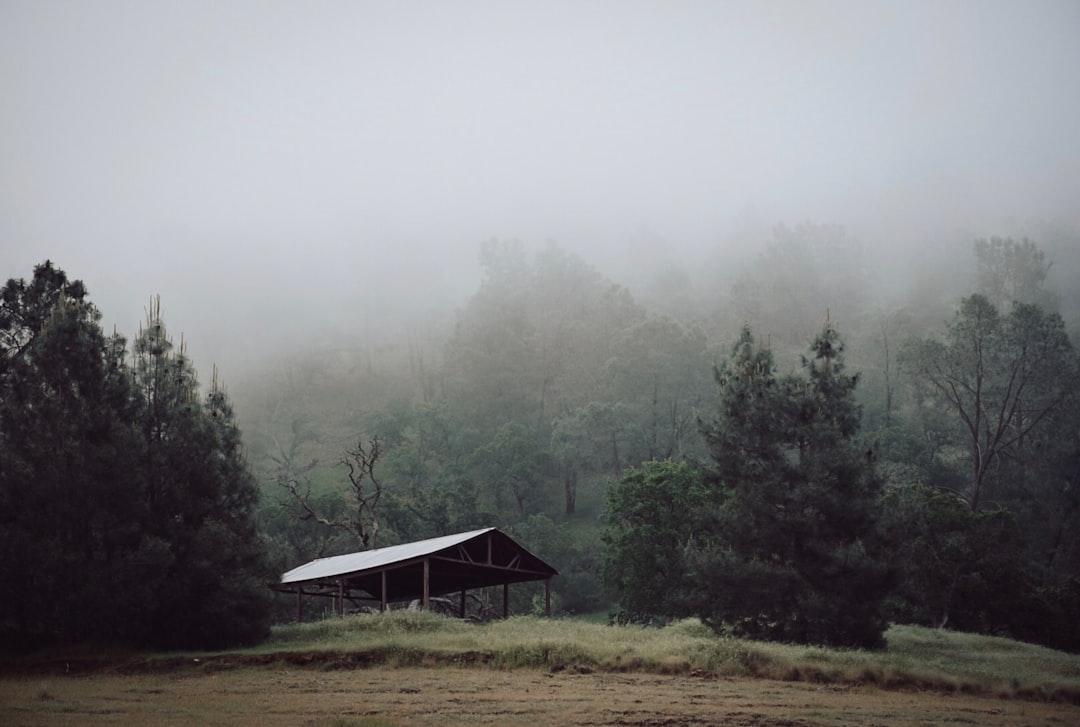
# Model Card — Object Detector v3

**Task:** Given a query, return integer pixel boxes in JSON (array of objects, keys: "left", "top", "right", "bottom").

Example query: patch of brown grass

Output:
[{"left": 3, "top": 666, "right": 1078, "bottom": 727}]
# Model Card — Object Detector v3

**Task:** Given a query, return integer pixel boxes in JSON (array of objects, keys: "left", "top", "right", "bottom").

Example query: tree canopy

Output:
[
  {"left": 0, "top": 263, "right": 270, "bottom": 650},
  {"left": 600, "top": 459, "right": 710, "bottom": 622},
  {"left": 8, "top": 228, "right": 1080, "bottom": 653},
  {"left": 690, "top": 322, "right": 891, "bottom": 648},
  {"left": 901, "top": 294, "right": 1077, "bottom": 511}
]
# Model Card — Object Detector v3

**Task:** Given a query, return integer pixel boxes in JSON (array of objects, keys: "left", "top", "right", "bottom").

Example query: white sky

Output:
[{"left": 3, "top": 0, "right": 1079, "bottom": 375}]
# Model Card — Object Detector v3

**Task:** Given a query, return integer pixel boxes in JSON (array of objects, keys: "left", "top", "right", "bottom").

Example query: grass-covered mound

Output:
[
  {"left": 5, "top": 611, "right": 1079, "bottom": 703},
  {"left": 254, "top": 612, "right": 1080, "bottom": 702}
]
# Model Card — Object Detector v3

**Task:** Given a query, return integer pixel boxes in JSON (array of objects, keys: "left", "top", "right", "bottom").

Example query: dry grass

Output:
[
  {"left": 734, "top": 624, "right": 1080, "bottom": 701},
  {"left": 4, "top": 666, "right": 1080, "bottom": 726},
  {"left": 4, "top": 612, "right": 1080, "bottom": 727},
  {"left": 247, "top": 612, "right": 1080, "bottom": 701}
]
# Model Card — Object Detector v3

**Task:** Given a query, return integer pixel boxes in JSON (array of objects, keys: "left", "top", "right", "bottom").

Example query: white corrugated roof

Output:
[{"left": 280, "top": 527, "right": 496, "bottom": 585}]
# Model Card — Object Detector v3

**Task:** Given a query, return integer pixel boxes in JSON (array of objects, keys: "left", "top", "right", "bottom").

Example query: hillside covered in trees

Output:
[{"left": 3, "top": 227, "right": 1079, "bottom": 652}]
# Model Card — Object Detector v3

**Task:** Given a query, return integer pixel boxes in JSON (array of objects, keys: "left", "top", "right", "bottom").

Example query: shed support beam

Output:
[
  {"left": 296, "top": 589, "right": 303, "bottom": 624},
  {"left": 380, "top": 571, "right": 387, "bottom": 613},
  {"left": 422, "top": 558, "right": 430, "bottom": 611},
  {"left": 545, "top": 577, "right": 552, "bottom": 617},
  {"left": 337, "top": 581, "right": 344, "bottom": 617},
  {"left": 502, "top": 582, "right": 509, "bottom": 618}
]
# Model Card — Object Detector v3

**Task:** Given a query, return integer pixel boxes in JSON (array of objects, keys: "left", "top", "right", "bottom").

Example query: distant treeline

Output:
[
  {"left": 3, "top": 228, "right": 1079, "bottom": 652},
  {"left": 246, "top": 232, "right": 1080, "bottom": 651}
]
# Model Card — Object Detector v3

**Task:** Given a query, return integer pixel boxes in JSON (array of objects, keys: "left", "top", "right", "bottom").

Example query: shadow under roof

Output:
[{"left": 273, "top": 527, "right": 558, "bottom": 605}]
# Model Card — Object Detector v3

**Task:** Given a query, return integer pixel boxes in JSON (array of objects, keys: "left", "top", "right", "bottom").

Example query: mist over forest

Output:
[
  {"left": 3, "top": 2, "right": 1080, "bottom": 651},
  {"left": 5, "top": 1, "right": 1080, "bottom": 378}
]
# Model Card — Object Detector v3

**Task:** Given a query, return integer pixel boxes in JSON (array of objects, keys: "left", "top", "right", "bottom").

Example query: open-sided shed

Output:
[{"left": 273, "top": 527, "right": 558, "bottom": 620}]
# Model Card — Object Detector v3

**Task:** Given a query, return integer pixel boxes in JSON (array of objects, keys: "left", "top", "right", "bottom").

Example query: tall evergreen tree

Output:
[
  {"left": 0, "top": 262, "right": 144, "bottom": 645},
  {"left": 692, "top": 323, "right": 891, "bottom": 648},
  {"left": 1, "top": 266, "right": 269, "bottom": 650},
  {"left": 131, "top": 299, "right": 271, "bottom": 648}
]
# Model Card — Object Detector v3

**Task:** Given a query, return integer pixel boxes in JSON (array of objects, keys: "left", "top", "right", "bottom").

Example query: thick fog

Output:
[{"left": 3, "top": 1, "right": 1079, "bottom": 377}]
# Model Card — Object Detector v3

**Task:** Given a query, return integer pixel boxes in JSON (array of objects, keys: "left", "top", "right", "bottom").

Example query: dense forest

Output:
[
  {"left": 0, "top": 265, "right": 270, "bottom": 649},
  {"left": 3, "top": 226, "right": 1079, "bottom": 652}
]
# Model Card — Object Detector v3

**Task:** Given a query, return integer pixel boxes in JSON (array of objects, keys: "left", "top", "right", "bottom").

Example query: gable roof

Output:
[{"left": 275, "top": 527, "right": 557, "bottom": 603}]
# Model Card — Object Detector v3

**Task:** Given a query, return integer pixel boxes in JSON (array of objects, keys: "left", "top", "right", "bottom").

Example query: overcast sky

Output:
[{"left": 3, "top": 0, "right": 1079, "bottom": 376}]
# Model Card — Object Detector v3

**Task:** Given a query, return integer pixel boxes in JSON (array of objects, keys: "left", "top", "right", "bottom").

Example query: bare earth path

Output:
[{"left": 3, "top": 667, "right": 1078, "bottom": 726}]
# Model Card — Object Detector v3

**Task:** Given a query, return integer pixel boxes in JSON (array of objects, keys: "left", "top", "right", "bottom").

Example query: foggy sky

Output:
[{"left": 3, "top": 1, "right": 1079, "bottom": 377}]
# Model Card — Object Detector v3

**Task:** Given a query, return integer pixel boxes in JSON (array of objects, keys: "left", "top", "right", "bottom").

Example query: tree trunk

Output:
[{"left": 564, "top": 467, "right": 577, "bottom": 515}]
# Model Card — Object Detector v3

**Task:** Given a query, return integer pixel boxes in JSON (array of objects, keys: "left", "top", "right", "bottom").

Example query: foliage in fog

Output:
[
  {"left": 901, "top": 294, "right": 1077, "bottom": 511},
  {"left": 9, "top": 224, "right": 1079, "bottom": 651},
  {"left": 233, "top": 231, "right": 1080, "bottom": 650},
  {"left": 250, "top": 241, "right": 716, "bottom": 619}
]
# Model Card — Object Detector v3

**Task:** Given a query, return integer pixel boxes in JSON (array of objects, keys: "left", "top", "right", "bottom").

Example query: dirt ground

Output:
[{"left": 2, "top": 666, "right": 1078, "bottom": 726}]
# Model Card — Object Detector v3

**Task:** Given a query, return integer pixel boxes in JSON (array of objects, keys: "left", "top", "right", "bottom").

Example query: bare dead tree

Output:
[
  {"left": 269, "top": 428, "right": 346, "bottom": 556},
  {"left": 272, "top": 424, "right": 385, "bottom": 551},
  {"left": 340, "top": 435, "right": 384, "bottom": 550}
]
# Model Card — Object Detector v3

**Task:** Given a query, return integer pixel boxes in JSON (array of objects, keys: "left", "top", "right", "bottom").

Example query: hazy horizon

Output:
[{"left": 4, "top": 1, "right": 1079, "bottom": 377}]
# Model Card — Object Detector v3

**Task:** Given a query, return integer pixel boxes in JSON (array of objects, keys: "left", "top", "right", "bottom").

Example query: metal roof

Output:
[
  {"left": 276, "top": 527, "right": 559, "bottom": 618},
  {"left": 276, "top": 527, "right": 558, "bottom": 606},
  {"left": 280, "top": 527, "right": 497, "bottom": 585}
]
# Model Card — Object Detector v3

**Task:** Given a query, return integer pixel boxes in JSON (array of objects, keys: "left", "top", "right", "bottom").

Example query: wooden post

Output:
[
  {"left": 337, "top": 580, "right": 344, "bottom": 617},
  {"left": 545, "top": 577, "right": 552, "bottom": 617},
  {"left": 422, "top": 559, "right": 430, "bottom": 611},
  {"left": 296, "top": 588, "right": 303, "bottom": 623},
  {"left": 502, "top": 582, "right": 509, "bottom": 618},
  {"left": 380, "top": 570, "right": 387, "bottom": 613}
]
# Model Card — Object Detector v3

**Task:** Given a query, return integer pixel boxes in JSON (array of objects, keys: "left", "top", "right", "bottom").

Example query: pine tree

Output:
[
  {"left": 0, "top": 262, "right": 144, "bottom": 646},
  {"left": 131, "top": 300, "right": 270, "bottom": 648},
  {"left": 693, "top": 323, "right": 890, "bottom": 648},
  {"left": 1, "top": 271, "right": 271, "bottom": 650}
]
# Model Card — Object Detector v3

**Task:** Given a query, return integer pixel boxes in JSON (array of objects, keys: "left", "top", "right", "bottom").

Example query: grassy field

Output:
[
  {"left": 3, "top": 612, "right": 1080, "bottom": 726},
  {"left": 255, "top": 612, "right": 1080, "bottom": 700}
]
